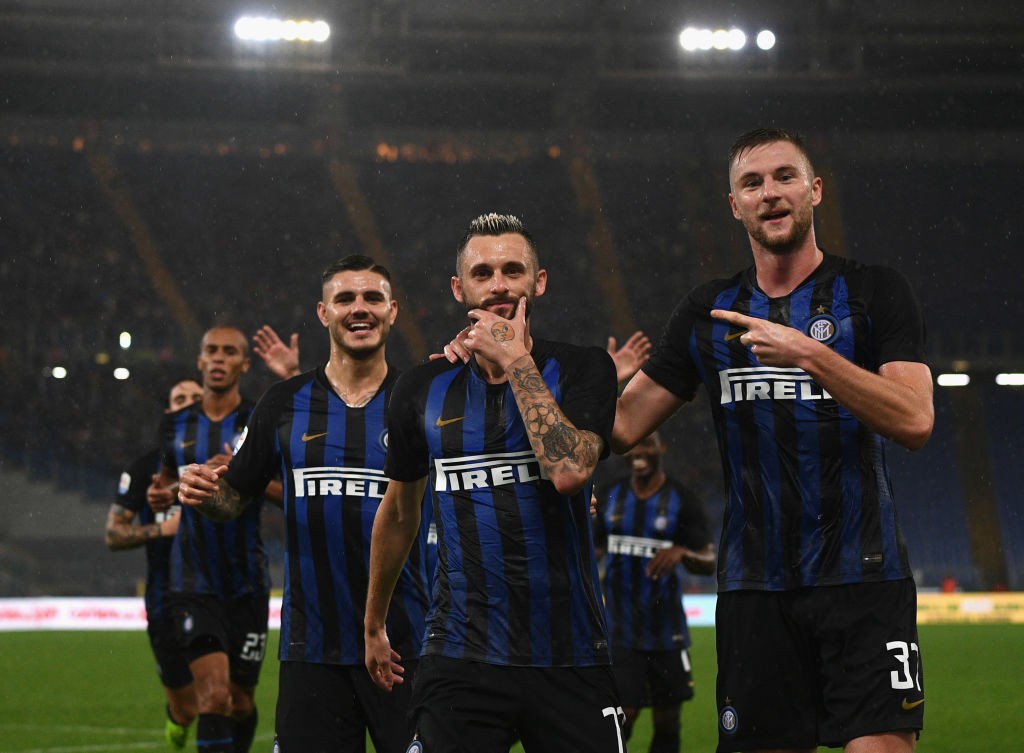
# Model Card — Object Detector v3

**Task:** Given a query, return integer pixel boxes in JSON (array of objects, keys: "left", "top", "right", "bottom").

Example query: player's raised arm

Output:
[{"left": 463, "top": 297, "right": 603, "bottom": 495}]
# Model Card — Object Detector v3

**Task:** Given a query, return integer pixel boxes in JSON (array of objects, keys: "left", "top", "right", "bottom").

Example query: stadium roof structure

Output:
[{"left": 0, "top": 0, "right": 1021, "bottom": 132}]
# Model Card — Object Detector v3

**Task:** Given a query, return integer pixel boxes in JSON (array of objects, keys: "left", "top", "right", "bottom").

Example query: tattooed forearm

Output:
[
  {"left": 506, "top": 354, "right": 602, "bottom": 492},
  {"left": 196, "top": 479, "right": 249, "bottom": 522},
  {"left": 510, "top": 362, "right": 547, "bottom": 394},
  {"left": 105, "top": 521, "right": 162, "bottom": 550},
  {"left": 523, "top": 401, "right": 601, "bottom": 472},
  {"left": 540, "top": 422, "right": 600, "bottom": 469}
]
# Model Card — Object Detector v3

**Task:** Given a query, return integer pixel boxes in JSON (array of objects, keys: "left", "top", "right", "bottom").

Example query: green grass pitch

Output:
[{"left": 0, "top": 624, "right": 1019, "bottom": 752}]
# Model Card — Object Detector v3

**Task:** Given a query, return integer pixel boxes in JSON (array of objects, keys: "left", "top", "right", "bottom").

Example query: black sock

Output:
[
  {"left": 196, "top": 713, "right": 233, "bottom": 753},
  {"left": 232, "top": 707, "right": 258, "bottom": 753}
]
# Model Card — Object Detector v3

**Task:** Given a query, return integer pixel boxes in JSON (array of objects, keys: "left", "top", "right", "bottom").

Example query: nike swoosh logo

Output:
[
  {"left": 723, "top": 329, "right": 749, "bottom": 342},
  {"left": 179, "top": 440, "right": 196, "bottom": 448},
  {"left": 301, "top": 431, "right": 328, "bottom": 442},
  {"left": 901, "top": 698, "right": 924, "bottom": 710},
  {"left": 435, "top": 416, "right": 465, "bottom": 427}
]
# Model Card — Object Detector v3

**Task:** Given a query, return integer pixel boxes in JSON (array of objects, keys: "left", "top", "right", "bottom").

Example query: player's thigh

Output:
[
  {"left": 646, "top": 647, "right": 694, "bottom": 705},
  {"left": 149, "top": 616, "right": 193, "bottom": 689},
  {"left": 518, "top": 665, "right": 626, "bottom": 753},
  {"left": 610, "top": 646, "right": 648, "bottom": 709},
  {"left": 409, "top": 656, "right": 519, "bottom": 753},
  {"left": 275, "top": 662, "right": 372, "bottom": 753},
  {"left": 813, "top": 579, "right": 924, "bottom": 747},
  {"left": 171, "top": 593, "right": 230, "bottom": 660},
  {"left": 715, "top": 590, "right": 818, "bottom": 753},
  {"left": 225, "top": 594, "right": 269, "bottom": 689},
  {"left": 356, "top": 660, "right": 418, "bottom": 753}
]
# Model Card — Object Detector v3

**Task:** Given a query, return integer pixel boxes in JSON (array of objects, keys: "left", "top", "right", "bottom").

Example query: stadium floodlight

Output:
[
  {"left": 679, "top": 26, "right": 765, "bottom": 53},
  {"left": 756, "top": 30, "right": 776, "bottom": 50},
  {"left": 936, "top": 373, "right": 970, "bottom": 387},
  {"left": 119, "top": 331, "right": 132, "bottom": 350},
  {"left": 679, "top": 27, "right": 714, "bottom": 52},
  {"left": 51, "top": 366, "right": 67, "bottom": 379},
  {"left": 113, "top": 368, "right": 130, "bottom": 381},
  {"left": 995, "top": 373, "right": 1024, "bottom": 386},
  {"left": 233, "top": 15, "right": 330, "bottom": 43}
]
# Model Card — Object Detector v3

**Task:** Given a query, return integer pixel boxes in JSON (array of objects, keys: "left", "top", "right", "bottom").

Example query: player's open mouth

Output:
[
  {"left": 761, "top": 210, "right": 788, "bottom": 221},
  {"left": 209, "top": 368, "right": 226, "bottom": 379},
  {"left": 347, "top": 322, "right": 374, "bottom": 332}
]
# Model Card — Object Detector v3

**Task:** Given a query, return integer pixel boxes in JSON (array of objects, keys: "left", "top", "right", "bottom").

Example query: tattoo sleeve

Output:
[
  {"left": 104, "top": 506, "right": 161, "bottom": 551},
  {"left": 195, "top": 478, "right": 249, "bottom": 522},
  {"left": 508, "top": 356, "right": 602, "bottom": 480}
]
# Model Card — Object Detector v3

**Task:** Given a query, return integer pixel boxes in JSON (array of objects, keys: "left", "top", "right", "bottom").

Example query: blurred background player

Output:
[
  {"left": 149, "top": 325, "right": 273, "bottom": 753},
  {"left": 593, "top": 431, "right": 715, "bottom": 752},
  {"left": 179, "top": 257, "right": 432, "bottom": 753},
  {"left": 105, "top": 377, "right": 203, "bottom": 749}
]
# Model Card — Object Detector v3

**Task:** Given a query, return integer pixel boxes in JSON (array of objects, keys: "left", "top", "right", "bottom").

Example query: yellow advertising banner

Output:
[{"left": 917, "top": 592, "right": 1024, "bottom": 624}]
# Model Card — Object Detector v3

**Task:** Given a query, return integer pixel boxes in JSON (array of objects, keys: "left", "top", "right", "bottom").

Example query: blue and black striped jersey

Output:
[
  {"left": 643, "top": 253, "right": 927, "bottom": 591},
  {"left": 115, "top": 448, "right": 175, "bottom": 622},
  {"left": 386, "top": 338, "right": 618, "bottom": 668},
  {"left": 594, "top": 476, "right": 711, "bottom": 651},
  {"left": 225, "top": 365, "right": 431, "bottom": 666},
  {"left": 159, "top": 399, "right": 270, "bottom": 600}
]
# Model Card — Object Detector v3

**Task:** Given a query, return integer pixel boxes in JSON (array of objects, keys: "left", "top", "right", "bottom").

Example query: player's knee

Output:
[
  {"left": 168, "top": 688, "right": 199, "bottom": 724},
  {"left": 198, "top": 685, "right": 233, "bottom": 716},
  {"left": 229, "top": 686, "right": 256, "bottom": 718}
]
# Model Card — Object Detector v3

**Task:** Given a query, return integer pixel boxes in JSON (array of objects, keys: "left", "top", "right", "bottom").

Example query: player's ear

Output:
[
  {"left": 728, "top": 193, "right": 741, "bottom": 220},
  {"left": 451, "top": 275, "right": 464, "bottom": 303},
  {"left": 316, "top": 300, "right": 329, "bottom": 328},
  {"left": 533, "top": 269, "right": 547, "bottom": 297},
  {"left": 810, "top": 176, "right": 823, "bottom": 207}
]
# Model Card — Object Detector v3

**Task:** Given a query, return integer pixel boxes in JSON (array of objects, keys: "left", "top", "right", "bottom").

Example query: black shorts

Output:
[
  {"left": 611, "top": 646, "right": 694, "bottom": 708},
  {"left": 274, "top": 660, "right": 417, "bottom": 753},
  {"left": 409, "top": 655, "right": 626, "bottom": 753},
  {"left": 715, "top": 579, "right": 924, "bottom": 752},
  {"left": 148, "top": 615, "right": 192, "bottom": 690},
  {"left": 170, "top": 592, "right": 269, "bottom": 689}
]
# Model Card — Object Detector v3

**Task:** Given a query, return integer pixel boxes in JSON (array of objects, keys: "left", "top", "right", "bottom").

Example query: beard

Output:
[{"left": 745, "top": 204, "right": 814, "bottom": 255}]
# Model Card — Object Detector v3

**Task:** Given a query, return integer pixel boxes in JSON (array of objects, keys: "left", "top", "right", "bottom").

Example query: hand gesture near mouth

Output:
[{"left": 464, "top": 296, "right": 531, "bottom": 370}]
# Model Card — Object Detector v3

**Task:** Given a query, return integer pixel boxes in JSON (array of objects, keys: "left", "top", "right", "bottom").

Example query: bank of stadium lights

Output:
[
  {"left": 936, "top": 373, "right": 971, "bottom": 387},
  {"left": 678, "top": 26, "right": 776, "bottom": 53},
  {"left": 934, "top": 372, "right": 1024, "bottom": 387},
  {"left": 233, "top": 15, "right": 331, "bottom": 43}
]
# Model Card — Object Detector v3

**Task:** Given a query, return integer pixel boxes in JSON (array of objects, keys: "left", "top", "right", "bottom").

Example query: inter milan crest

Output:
[
  {"left": 720, "top": 704, "right": 739, "bottom": 735},
  {"left": 805, "top": 313, "right": 839, "bottom": 345}
]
